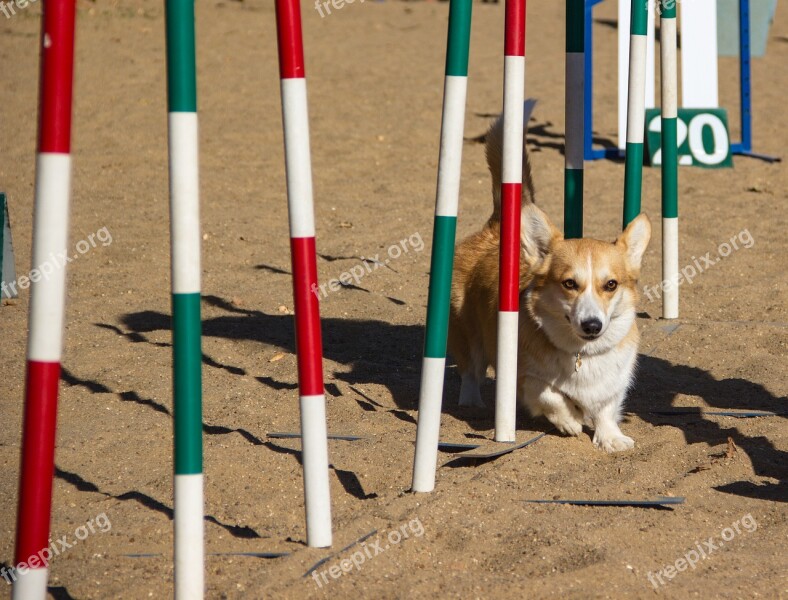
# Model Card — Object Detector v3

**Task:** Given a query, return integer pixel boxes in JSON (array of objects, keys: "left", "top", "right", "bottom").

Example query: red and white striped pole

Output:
[
  {"left": 13, "top": 1, "right": 76, "bottom": 598},
  {"left": 274, "top": 0, "right": 332, "bottom": 548},
  {"left": 495, "top": 0, "right": 526, "bottom": 443}
]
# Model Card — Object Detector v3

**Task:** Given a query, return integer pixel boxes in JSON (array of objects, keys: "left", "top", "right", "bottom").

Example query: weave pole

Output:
[
  {"left": 564, "top": 0, "right": 584, "bottom": 239},
  {"left": 659, "top": 0, "right": 678, "bottom": 319},
  {"left": 274, "top": 0, "right": 333, "bottom": 547},
  {"left": 495, "top": 0, "right": 526, "bottom": 443},
  {"left": 164, "top": 1, "right": 205, "bottom": 597},
  {"left": 738, "top": 0, "right": 753, "bottom": 153},
  {"left": 13, "top": 2, "right": 76, "bottom": 598},
  {"left": 1, "top": 193, "right": 18, "bottom": 299},
  {"left": 622, "top": 0, "right": 648, "bottom": 228},
  {"left": 412, "top": 0, "right": 473, "bottom": 493}
]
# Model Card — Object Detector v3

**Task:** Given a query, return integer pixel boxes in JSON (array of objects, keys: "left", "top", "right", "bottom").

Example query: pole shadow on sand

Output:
[{"left": 100, "top": 293, "right": 785, "bottom": 504}]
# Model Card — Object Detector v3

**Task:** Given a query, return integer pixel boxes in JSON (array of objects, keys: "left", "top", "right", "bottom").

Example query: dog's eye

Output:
[
  {"left": 562, "top": 279, "right": 577, "bottom": 290},
  {"left": 605, "top": 280, "right": 618, "bottom": 292}
]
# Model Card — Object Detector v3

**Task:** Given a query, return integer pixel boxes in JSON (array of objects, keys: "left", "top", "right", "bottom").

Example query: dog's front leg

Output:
[
  {"left": 590, "top": 398, "right": 634, "bottom": 452},
  {"left": 520, "top": 378, "right": 583, "bottom": 436},
  {"left": 458, "top": 373, "right": 484, "bottom": 407}
]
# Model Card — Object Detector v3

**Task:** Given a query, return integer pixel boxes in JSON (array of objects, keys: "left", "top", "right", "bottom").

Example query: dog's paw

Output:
[
  {"left": 458, "top": 384, "right": 484, "bottom": 408},
  {"left": 458, "top": 395, "right": 485, "bottom": 408},
  {"left": 547, "top": 412, "right": 583, "bottom": 437},
  {"left": 593, "top": 432, "right": 635, "bottom": 453}
]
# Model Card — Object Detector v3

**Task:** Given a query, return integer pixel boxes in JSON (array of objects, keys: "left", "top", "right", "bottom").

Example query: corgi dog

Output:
[{"left": 447, "top": 110, "right": 651, "bottom": 452}]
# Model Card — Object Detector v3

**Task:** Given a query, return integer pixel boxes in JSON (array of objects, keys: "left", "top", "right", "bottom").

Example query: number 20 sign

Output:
[{"left": 645, "top": 108, "right": 733, "bottom": 168}]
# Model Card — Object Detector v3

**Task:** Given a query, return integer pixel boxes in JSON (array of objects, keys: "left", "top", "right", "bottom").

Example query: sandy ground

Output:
[{"left": 1, "top": 1, "right": 786, "bottom": 598}]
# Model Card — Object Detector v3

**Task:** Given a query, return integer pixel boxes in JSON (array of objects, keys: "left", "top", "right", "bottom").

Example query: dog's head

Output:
[{"left": 521, "top": 204, "right": 651, "bottom": 354}]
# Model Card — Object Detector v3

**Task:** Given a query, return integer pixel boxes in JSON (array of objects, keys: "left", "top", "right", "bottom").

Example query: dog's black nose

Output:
[{"left": 581, "top": 318, "right": 603, "bottom": 336}]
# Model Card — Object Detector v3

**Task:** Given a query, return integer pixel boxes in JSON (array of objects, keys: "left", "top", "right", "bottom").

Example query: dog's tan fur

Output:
[{"left": 447, "top": 111, "right": 651, "bottom": 451}]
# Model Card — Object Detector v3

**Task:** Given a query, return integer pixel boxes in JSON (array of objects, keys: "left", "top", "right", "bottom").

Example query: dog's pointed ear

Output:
[
  {"left": 616, "top": 213, "right": 652, "bottom": 270},
  {"left": 521, "top": 204, "right": 561, "bottom": 267}
]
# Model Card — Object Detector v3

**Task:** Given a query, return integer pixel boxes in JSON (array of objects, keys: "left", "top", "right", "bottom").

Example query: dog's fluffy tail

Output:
[{"left": 486, "top": 99, "right": 536, "bottom": 223}]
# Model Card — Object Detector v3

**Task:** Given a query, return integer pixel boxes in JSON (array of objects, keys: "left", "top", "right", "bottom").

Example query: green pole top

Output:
[
  {"left": 566, "top": 0, "right": 585, "bottom": 54},
  {"left": 445, "top": 0, "right": 473, "bottom": 77},
  {"left": 630, "top": 0, "right": 648, "bottom": 36},
  {"left": 165, "top": 0, "right": 197, "bottom": 112},
  {"left": 660, "top": 0, "right": 677, "bottom": 19}
]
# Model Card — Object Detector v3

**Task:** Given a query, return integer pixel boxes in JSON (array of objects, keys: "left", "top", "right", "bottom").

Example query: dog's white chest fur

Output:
[
  {"left": 554, "top": 344, "right": 638, "bottom": 411},
  {"left": 518, "top": 339, "right": 639, "bottom": 452}
]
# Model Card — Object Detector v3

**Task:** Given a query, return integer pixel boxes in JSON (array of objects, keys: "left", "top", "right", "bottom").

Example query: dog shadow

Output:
[
  {"left": 631, "top": 355, "right": 787, "bottom": 502},
  {"left": 113, "top": 294, "right": 785, "bottom": 502},
  {"left": 468, "top": 118, "right": 623, "bottom": 163}
]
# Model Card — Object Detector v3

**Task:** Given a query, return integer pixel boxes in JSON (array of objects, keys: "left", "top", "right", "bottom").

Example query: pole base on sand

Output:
[{"left": 12, "top": 567, "right": 49, "bottom": 600}]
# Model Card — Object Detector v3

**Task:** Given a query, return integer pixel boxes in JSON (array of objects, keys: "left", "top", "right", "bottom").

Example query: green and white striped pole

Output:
[
  {"left": 622, "top": 0, "right": 648, "bottom": 227},
  {"left": 564, "top": 0, "right": 584, "bottom": 239},
  {"left": 164, "top": 1, "right": 204, "bottom": 597},
  {"left": 412, "top": 0, "right": 472, "bottom": 493},
  {"left": 660, "top": 0, "right": 678, "bottom": 318}
]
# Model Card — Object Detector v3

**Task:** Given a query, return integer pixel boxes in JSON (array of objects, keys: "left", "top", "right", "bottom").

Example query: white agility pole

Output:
[
  {"left": 618, "top": 0, "right": 655, "bottom": 151},
  {"left": 660, "top": 0, "right": 679, "bottom": 319}
]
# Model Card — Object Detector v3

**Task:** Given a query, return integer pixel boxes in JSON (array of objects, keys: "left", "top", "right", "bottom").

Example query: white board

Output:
[{"left": 680, "top": 0, "right": 719, "bottom": 108}]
